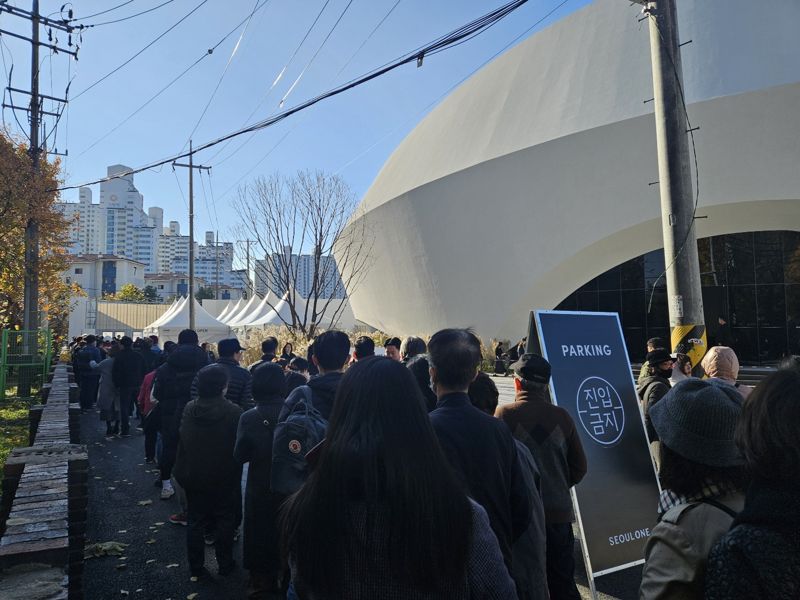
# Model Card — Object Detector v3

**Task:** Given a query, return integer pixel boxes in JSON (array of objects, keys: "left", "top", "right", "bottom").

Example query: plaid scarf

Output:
[{"left": 658, "top": 480, "right": 738, "bottom": 515}]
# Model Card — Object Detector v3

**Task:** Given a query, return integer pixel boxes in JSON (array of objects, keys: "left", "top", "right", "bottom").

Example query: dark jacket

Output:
[
  {"left": 705, "top": 478, "right": 800, "bottom": 600},
  {"left": 495, "top": 388, "right": 587, "bottom": 523},
  {"left": 193, "top": 357, "right": 253, "bottom": 410},
  {"left": 75, "top": 345, "right": 102, "bottom": 378},
  {"left": 234, "top": 396, "right": 285, "bottom": 572},
  {"left": 249, "top": 354, "right": 276, "bottom": 373},
  {"left": 278, "top": 371, "right": 343, "bottom": 422},
  {"left": 137, "top": 347, "right": 158, "bottom": 375},
  {"left": 153, "top": 344, "right": 210, "bottom": 418},
  {"left": 512, "top": 440, "right": 548, "bottom": 600},
  {"left": 111, "top": 347, "right": 146, "bottom": 389},
  {"left": 173, "top": 393, "right": 242, "bottom": 491},
  {"left": 430, "top": 392, "right": 531, "bottom": 568},
  {"left": 637, "top": 375, "right": 671, "bottom": 442}
]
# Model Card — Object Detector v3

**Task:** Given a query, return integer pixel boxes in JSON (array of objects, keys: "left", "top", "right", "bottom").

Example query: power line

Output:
[
  {"left": 208, "top": 0, "right": 404, "bottom": 170},
  {"left": 71, "top": 0, "right": 210, "bottom": 101},
  {"left": 77, "top": 0, "right": 272, "bottom": 156},
  {"left": 181, "top": 0, "right": 265, "bottom": 150},
  {"left": 76, "top": 0, "right": 176, "bottom": 28},
  {"left": 278, "top": 0, "right": 356, "bottom": 108},
  {"left": 72, "top": 1, "right": 136, "bottom": 22},
  {"left": 204, "top": 0, "right": 334, "bottom": 163},
  {"left": 55, "top": 0, "right": 530, "bottom": 192}
]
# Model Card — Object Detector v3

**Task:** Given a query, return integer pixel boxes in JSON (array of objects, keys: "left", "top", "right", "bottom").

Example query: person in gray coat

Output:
[
  {"left": 94, "top": 342, "right": 121, "bottom": 436},
  {"left": 234, "top": 363, "right": 287, "bottom": 597}
]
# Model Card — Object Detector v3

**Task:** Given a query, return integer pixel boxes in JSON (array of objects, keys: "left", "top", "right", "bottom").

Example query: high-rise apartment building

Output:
[
  {"left": 255, "top": 247, "right": 345, "bottom": 299},
  {"left": 57, "top": 165, "right": 250, "bottom": 295}
]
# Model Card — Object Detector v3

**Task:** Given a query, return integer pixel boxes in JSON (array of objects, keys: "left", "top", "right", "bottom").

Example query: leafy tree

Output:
[
  {"left": 143, "top": 285, "right": 159, "bottom": 302},
  {"left": 0, "top": 132, "right": 78, "bottom": 336},
  {"left": 195, "top": 286, "right": 214, "bottom": 300},
  {"left": 105, "top": 283, "right": 147, "bottom": 302}
]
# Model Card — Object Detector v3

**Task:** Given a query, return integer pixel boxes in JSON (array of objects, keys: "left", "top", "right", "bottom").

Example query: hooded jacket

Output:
[
  {"left": 173, "top": 393, "right": 242, "bottom": 491},
  {"left": 112, "top": 347, "right": 146, "bottom": 389},
  {"left": 278, "top": 371, "right": 343, "bottom": 422},
  {"left": 153, "top": 344, "right": 210, "bottom": 418},
  {"left": 701, "top": 346, "right": 751, "bottom": 399}
]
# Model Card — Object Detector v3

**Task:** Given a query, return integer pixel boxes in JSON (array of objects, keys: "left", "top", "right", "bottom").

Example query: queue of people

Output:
[{"left": 68, "top": 326, "right": 800, "bottom": 600}]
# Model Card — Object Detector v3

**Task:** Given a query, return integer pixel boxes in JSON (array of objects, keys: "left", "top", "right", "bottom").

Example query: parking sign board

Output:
[{"left": 534, "top": 310, "right": 661, "bottom": 578}]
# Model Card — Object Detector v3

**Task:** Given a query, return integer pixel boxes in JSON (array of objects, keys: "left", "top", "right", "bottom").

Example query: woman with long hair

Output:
[
  {"left": 280, "top": 342, "right": 296, "bottom": 363},
  {"left": 282, "top": 357, "right": 516, "bottom": 599}
]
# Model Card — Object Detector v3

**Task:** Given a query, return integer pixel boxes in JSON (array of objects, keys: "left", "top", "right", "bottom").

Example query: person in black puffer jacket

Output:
[
  {"left": 153, "top": 329, "right": 210, "bottom": 499},
  {"left": 705, "top": 369, "right": 800, "bottom": 600},
  {"left": 193, "top": 338, "right": 253, "bottom": 410}
]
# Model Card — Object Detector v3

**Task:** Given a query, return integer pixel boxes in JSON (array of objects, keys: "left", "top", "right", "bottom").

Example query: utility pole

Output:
[
  {"left": 0, "top": 1, "right": 75, "bottom": 334},
  {"left": 173, "top": 140, "right": 210, "bottom": 331},
  {"left": 641, "top": 0, "right": 706, "bottom": 371},
  {"left": 237, "top": 239, "right": 255, "bottom": 297},
  {"left": 215, "top": 230, "right": 220, "bottom": 300}
]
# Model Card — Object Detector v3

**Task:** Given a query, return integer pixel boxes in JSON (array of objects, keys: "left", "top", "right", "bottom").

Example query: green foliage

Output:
[
  {"left": 142, "top": 285, "right": 159, "bottom": 302},
  {"left": 105, "top": 283, "right": 147, "bottom": 302},
  {"left": 195, "top": 286, "right": 214, "bottom": 300}
]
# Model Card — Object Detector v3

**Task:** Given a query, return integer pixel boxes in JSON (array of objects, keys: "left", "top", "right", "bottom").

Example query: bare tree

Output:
[{"left": 233, "top": 171, "right": 372, "bottom": 339}]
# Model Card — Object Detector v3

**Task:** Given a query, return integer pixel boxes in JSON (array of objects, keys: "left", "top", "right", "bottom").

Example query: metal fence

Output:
[{"left": 0, "top": 329, "right": 53, "bottom": 399}]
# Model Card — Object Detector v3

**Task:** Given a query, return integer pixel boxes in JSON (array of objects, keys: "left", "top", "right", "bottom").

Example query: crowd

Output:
[{"left": 66, "top": 325, "right": 799, "bottom": 600}]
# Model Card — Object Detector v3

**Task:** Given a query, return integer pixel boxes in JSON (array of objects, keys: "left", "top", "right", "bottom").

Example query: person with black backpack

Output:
[
  {"left": 234, "top": 363, "right": 287, "bottom": 597},
  {"left": 272, "top": 331, "right": 349, "bottom": 496}
]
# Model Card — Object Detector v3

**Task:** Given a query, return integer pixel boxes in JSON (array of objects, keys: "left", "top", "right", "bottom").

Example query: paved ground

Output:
[
  {"left": 81, "top": 392, "right": 641, "bottom": 600},
  {"left": 81, "top": 411, "right": 274, "bottom": 600}
]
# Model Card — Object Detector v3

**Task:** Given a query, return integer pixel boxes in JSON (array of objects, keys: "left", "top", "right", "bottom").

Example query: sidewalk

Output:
[{"left": 80, "top": 411, "right": 278, "bottom": 600}]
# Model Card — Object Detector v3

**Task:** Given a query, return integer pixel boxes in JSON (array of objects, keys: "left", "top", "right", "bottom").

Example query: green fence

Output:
[{"left": 0, "top": 329, "right": 53, "bottom": 399}]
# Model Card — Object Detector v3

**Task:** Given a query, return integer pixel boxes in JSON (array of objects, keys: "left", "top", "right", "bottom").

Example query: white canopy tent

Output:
[
  {"left": 230, "top": 291, "right": 278, "bottom": 328},
  {"left": 223, "top": 295, "right": 260, "bottom": 325},
  {"left": 144, "top": 297, "right": 231, "bottom": 343},
  {"left": 316, "top": 298, "right": 356, "bottom": 330},
  {"left": 220, "top": 298, "right": 245, "bottom": 324},
  {"left": 215, "top": 300, "right": 235, "bottom": 322},
  {"left": 145, "top": 296, "right": 185, "bottom": 331}
]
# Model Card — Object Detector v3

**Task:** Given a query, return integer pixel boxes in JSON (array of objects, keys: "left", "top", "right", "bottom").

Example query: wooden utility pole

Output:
[
  {"left": 173, "top": 140, "right": 210, "bottom": 331},
  {"left": 640, "top": 0, "right": 706, "bottom": 371}
]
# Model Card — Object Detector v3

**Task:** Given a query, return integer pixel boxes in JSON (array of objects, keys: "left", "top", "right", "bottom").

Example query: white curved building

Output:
[{"left": 339, "top": 0, "right": 800, "bottom": 353}]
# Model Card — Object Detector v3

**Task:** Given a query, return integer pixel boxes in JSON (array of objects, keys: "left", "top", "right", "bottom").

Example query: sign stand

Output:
[{"left": 531, "top": 310, "right": 663, "bottom": 598}]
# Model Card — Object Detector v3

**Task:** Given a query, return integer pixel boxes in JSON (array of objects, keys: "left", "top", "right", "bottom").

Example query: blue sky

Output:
[{"left": 1, "top": 0, "right": 588, "bottom": 263}]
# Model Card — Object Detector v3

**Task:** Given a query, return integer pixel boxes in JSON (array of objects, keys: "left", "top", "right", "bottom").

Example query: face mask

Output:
[{"left": 657, "top": 367, "right": 673, "bottom": 379}]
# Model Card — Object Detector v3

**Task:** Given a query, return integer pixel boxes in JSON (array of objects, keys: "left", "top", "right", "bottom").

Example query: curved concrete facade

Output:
[{"left": 338, "top": 0, "right": 800, "bottom": 341}]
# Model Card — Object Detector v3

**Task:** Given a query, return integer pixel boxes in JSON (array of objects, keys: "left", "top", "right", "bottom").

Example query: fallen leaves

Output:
[
  {"left": 84, "top": 541, "right": 129, "bottom": 559},
  {"left": 137, "top": 500, "right": 152, "bottom": 506},
  {"left": 187, "top": 594, "right": 199, "bottom": 599},
  {"left": 166, "top": 563, "right": 179, "bottom": 569}
]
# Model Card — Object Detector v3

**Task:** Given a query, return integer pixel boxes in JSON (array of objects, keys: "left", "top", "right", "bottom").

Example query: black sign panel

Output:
[{"left": 534, "top": 310, "right": 661, "bottom": 576}]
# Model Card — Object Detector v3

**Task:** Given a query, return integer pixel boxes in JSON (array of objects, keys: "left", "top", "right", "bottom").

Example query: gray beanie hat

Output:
[{"left": 649, "top": 378, "right": 745, "bottom": 467}]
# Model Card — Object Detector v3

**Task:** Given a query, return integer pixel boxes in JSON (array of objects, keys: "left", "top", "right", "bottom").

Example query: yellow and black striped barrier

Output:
[{"left": 671, "top": 324, "right": 707, "bottom": 377}]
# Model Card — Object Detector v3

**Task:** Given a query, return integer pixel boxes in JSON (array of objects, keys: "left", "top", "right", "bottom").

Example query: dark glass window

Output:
[
  {"left": 758, "top": 328, "right": 787, "bottom": 361},
  {"left": 783, "top": 232, "right": 800, "bottom": 284},
  {"left": 598, "top": 290, "right": 621, "bottom": 314},
  {"left": 754, "top": 232, "right": 783, "bottom": 284},
  {"left": 621, "top": 290, "right": 645, "bottom": 328},
  {"left": 756, "top": 285, "right": 786, "bottom": 327},
  {"left": 598, "top": 267, "right": 620, "bottom": 291},
  {"left": 576, "top": 291, "right": 598, "bottom": 312},
  {"left": 732, "top": 327, "right": 757, "bottom": 363},
  {"left": 729, "top": 286, "right": 757, "bottom": 327},
  {"left": 726, "top": 233, "right": 755, "bottom": 285},
  {"left": 644, "top": 251, "right": 666, "bottom": 289},
  {"left": 620, "top": 257, "right": 644, "bottom": 290}
]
